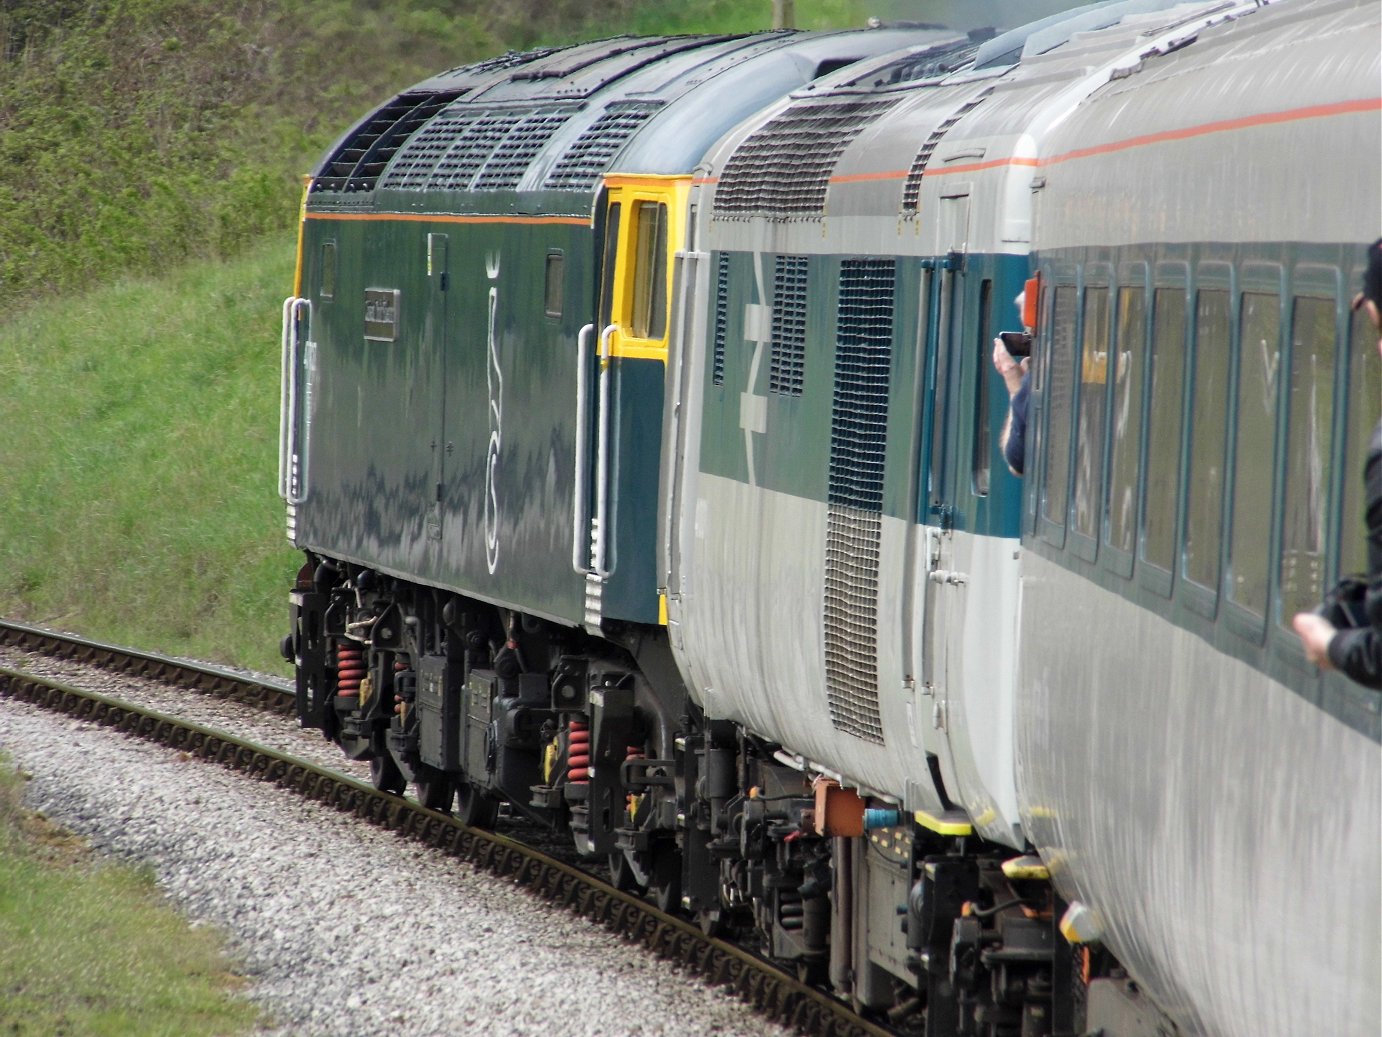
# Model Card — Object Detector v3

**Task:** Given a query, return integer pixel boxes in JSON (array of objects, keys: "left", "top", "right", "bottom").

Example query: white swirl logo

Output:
[{"left": 483, "top": 253, "right": 502, "bottom": 575}]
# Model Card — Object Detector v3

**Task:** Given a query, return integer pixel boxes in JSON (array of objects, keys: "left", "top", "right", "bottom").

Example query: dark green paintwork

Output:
[{"left": 696, "top": 248, "right": 1027, "bottom": 537}]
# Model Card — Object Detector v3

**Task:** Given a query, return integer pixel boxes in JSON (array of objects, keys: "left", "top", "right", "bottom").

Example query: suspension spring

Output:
[
  {"left": 336, "top": 643, "right": 365, "bottom": 697},
  {"left": 567, "top": 718, "right": 590, "bottom": 784},
  {"left": 625, "top": 744, "right": 646, "bottom": 818}
]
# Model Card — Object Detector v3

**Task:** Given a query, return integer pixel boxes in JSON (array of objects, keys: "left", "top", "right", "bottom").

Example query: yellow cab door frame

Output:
[{"left": 575, "top": 174, "right": 690, "bottom": 620}]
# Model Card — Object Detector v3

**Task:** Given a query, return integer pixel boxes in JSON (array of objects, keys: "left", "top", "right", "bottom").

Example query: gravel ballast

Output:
[{"left": 0, "top": 686, "right": 794, "bottom": 1037}]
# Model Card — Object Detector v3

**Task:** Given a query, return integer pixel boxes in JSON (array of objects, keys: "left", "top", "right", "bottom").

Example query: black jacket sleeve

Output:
[{"left": 1326, "top": 421, "right": 1382, "bottom": 689}]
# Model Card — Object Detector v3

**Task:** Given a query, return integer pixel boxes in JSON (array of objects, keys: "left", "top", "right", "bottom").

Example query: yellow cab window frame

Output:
[{"left": 602, "top": 174, "right": 691, "bottom": 363}]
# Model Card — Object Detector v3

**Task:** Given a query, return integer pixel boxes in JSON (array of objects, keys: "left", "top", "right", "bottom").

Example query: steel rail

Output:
[
  {"left": 0, "top": 657, "right": 896, "bottom": 1037},
  {"left": 0, "top": 618, "right": 294, "bottom": 715}
]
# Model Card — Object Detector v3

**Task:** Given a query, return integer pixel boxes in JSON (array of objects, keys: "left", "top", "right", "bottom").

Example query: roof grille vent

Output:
[
  {"left": 901, "top": 87, "right": 993, "bottom": 211},
  {"left": 378, "top": 103, "right": 582, "bottom": 193},
  {"left": 544, "top": 100, "right": 665, "bottom": 191},
  {"left": 713, "top": 96, "right": 902, "bottom": 220},
  {"left": 312, "top": 91, "right": 466, "bottom": 194}
]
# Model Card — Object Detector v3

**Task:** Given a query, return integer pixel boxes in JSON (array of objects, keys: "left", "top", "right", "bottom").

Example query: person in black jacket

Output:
[{"left": 1294, "top": 238, "right": 1382, "bottom": 686}]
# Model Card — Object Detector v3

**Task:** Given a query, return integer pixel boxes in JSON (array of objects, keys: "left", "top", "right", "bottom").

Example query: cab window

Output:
[{"left": 631, "top": 200, "right": 668, "bottom": 340}]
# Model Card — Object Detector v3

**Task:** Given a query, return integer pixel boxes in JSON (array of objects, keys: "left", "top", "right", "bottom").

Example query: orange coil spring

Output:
[
  {"left": 336, "top": 643, "right": 365, "bottom": 696},
  {"left": 567, "top": 719, "right": 590, "bottom": 784}
]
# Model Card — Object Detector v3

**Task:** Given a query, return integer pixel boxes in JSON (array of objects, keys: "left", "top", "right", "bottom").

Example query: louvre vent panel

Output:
[
  {"left": 378, "top": 104, "right": 583, "bottom": 192},
  {"left": 713, "top": 97, "right": 901, "bottom": 219},
  {"left": 823, "top": 506, "right": 885, "bottom": 743},
  {"left": 769, "top": 255, "right": 809, "bottom": 396},
  {"left": 312, "top": 91, "right": 466, "bottom": 194},
  {"left": 828, "top": 259, "right": 896, "bottom": 511},
  {"left": 902, "top": 88, "right": 992, "bottom": 211},
  {"left": 544, "top": 100, "right": 665, "bottom": 190},
  {"left": 821, "top": 258, "right": 896, "bottom": 745},
  {"left": 713, "top": 253, "right": 730, "bottom": 386}
]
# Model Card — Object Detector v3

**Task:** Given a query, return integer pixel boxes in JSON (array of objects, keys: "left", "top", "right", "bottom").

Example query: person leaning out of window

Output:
[{"left": 1293, "top": 238, "right": 1382, "bottom": 687}]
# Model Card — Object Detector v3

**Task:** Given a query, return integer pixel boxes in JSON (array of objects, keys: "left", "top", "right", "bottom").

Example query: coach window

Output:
[
  {"left": 1228, "top": 291, "right": 1281, "bottom": 620},
  {"left": 1041, "top": 284, "right": 1077, "bottom": 537},
  {"left": 631, "top": 201, "right": 669, "bottom": 340},
  {"left": 1183, "top": 288, "right": 1230, "bottom": 599},
  {"left": 1278, "top": 294, "right": 1336, "bottom": 627},
  {"left": 544, "top": 251, "right": 564, "bottom": 318},
  {"left": 1339, "top": 301, "right": 1382, "bottom": 578},
  {"left": 1105, "top": 283, "right": 1145, "bottom": 573},
  {"left": 1142, "top": 286, "right": 1187, "bottom": 585},
  {"left": 1072, "top": 284, "right": 1109, "bottom": 548}
]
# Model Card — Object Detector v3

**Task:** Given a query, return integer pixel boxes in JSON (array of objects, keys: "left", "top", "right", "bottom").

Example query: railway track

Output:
[{"left": 0, "top": 620, "right": 897, "bottom": 1037}]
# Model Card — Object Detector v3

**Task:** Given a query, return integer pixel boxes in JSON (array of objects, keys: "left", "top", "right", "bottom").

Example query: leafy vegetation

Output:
[
  {"left": 0, "top": 757, "right": 264, "bottom": 1035},
  {"left": 0, "top": 0, "right": 865, "bottom": 309},
  {"left": 0, "top": 0, "right": 865, "bottom": 671}
]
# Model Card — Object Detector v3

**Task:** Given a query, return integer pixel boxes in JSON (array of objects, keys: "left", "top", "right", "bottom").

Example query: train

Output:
[{"left": 277, "top": 2, "right": 1381, "bottom": 1033}]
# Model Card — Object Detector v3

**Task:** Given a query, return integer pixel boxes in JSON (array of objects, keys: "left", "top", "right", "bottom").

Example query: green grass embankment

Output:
[
  {"left": 0, "top": 234, "right": 301, "bottom": 674},
  {"left": 0, "top": 759, "right": 265, "bottom": 1036}
]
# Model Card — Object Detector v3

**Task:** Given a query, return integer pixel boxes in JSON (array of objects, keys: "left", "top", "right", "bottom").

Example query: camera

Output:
[{"left": 999, "top": 330, "right": 1032, "bottom": 357}]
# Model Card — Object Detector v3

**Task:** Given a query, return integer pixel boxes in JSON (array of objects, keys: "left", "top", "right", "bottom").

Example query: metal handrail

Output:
[{"left": 571, "top": 323, "right": 595, "bottom": 574}]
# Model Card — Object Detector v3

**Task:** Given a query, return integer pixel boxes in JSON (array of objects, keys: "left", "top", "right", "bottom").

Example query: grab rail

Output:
[{"left": 571, "top": 323, "right": 595, "bottom": 574}]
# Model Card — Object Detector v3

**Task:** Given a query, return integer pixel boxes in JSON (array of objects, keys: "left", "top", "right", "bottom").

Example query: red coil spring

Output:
[
  {"left": 567, "top": 719, "right": 590, "bottom": 784},
  {"left": 336, "top": 643, "right": 365, "bottom": 697}
]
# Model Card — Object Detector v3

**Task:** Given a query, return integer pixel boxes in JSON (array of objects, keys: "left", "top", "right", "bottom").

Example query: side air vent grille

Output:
[
  {"left": 713, "top": 252, "right": 730, "bottom": 386},
  {"left": 380, "top": 103, "right": 582, "bottom": 192},
  {"left": 828, "top": 259, "right": 895, "bottom": 511},
  {"left": 770, "top": 255, "right": 809, "bottom": 396},
  {"left": 822, "top": 258, "right": 896, "bottom": 745},
  {"left": 313, "top": 91, "right": 466, "bottom": 194},
  {"left": 902, "top": 87, "right": 993, "bottom": 211},
  {"left": 544, "top": 100, "right": 665, "bottom": 191},
  {"left": 713, "top": 96, "right": 902, "bottom": 219}
]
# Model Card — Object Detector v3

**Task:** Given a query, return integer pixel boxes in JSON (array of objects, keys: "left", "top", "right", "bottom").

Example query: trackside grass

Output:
[
  {"left": 0, "top": 758, "right": 265, "bottom": 1036},
  {"left": 0, "top": 233, "right": 302, "bottom": 674}
]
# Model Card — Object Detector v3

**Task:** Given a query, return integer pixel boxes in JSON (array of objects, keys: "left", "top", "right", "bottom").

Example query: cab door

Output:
[
  {"left": 913, "top": 186, "right": 971, "bottom": 799},
  {"left": 573, "top": 175, "right": 688, "bottom": 627}
]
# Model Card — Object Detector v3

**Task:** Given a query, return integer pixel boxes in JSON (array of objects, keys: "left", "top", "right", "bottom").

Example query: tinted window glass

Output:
[
  {"left": 1340, "top": 304, "right": 1382, "bottom": 577},
  {"left": 1073, "top": 288, "right": 1109, "bottom": 539},
  {"left": 544, "top": 252, "right": 564, "bottom": 317},
  {"left": 320, "top": 242, "right": 336, "bottom": 300},
  {"left": 1107, "top": 287, "right": 1145, "bottom": 554},
  {"left": 1279, "top": 296, "right": 1336, "bottom": 624},
  {"left": 1228, "top": 293, "right": 1280, "bottom": 615},
  {"left": 1042, "top": 286, "right": 1077, "bottom": 526},
  {"left": 1184, "top": 290, "right": 1230, "bottom": 589},
  {"left": 599, "top": 203, "right": 621, "bottom": 324},
  {"left": 1143, "top": 288, "right": 1187, "bottom": 570},
  {"left": 631, "top": 201, "right": 668, "bottom": 339}
]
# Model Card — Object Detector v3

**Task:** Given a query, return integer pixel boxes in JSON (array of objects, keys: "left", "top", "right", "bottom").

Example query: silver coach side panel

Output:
[{"left": 1017, "top": 1, "right": 1381, "bottom": 1034}]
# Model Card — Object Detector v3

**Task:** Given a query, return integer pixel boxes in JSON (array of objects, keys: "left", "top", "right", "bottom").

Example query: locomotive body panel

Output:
[
  {"left": 1015, "top": 3, "right": 1381, "bottom": 1034},
  {"left": 1019, "top": 549, "right": 1382, "bottom": 1036},
  {"left": 279, "top": 5, "right": 1382, "bottom": 1033}
]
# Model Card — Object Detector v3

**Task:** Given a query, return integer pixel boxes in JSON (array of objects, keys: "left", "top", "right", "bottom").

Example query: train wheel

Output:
[
  {"left": 454, "top": 780, "right": 499, "bottom": 828},
  {"left": 369, "top": 752, "right": 407, "bottom": 795},
  {"left": 413, "top": 765, "right": 454, "bottom": 813},
  {"left": 608, "top": 849, "right": 651, "bottom": 894},
  {"left": 648, "top": 842, "right": 682, "bottom": 915}
]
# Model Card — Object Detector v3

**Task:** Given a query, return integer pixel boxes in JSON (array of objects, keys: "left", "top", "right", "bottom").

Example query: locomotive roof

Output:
[
  {"left": 305, "top": 28, "right": 953, "bottom": 215},
  {"left": 693, "top": 0, "right": 1311, "bottom": 254}
]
